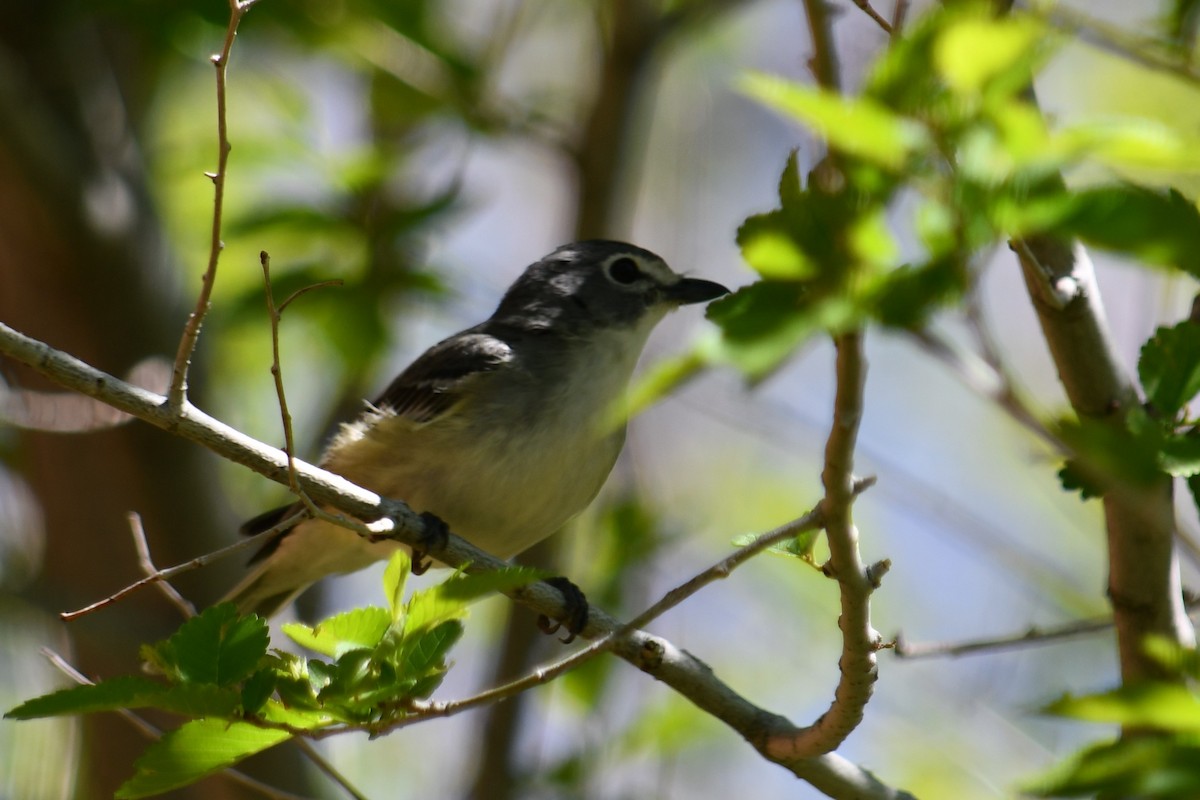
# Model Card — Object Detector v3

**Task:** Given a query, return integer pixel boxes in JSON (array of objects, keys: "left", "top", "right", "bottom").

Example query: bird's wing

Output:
[{"left": 373, "top": 332, "right": 514, "bottom": 424}]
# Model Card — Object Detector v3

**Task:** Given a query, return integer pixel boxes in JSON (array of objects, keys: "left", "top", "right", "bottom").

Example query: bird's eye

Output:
[{"left": 608, "top": 257, "right": 642, "bottom": 285}]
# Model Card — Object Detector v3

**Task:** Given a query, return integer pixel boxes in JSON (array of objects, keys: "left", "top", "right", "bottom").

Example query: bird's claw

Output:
[
  {"left": 411, "top": 511, "right": 449, "bottom": 575},
  {"left": 538, "top": 577, "right": 589, "bottom": 644}
]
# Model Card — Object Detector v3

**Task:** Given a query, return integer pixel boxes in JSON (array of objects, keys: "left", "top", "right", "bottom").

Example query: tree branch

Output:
[{"left": 1014, "top": 236, "right": 1196, "bottom": 682}]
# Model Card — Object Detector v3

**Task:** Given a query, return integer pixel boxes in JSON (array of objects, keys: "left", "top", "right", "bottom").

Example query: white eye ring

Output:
[{"left": 607, "top": 256, "right": 642, "bottom": 285}]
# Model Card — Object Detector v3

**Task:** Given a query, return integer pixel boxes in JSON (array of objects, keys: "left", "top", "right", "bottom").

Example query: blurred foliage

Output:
[
  {"left": 1026, "top": 637, "right": 1200, "bottom": 798},
  {"left": 5, "top": 552, "right": 543, "bottom": 798},
  {"left": 625, "top": 2, "right": 1200, "bottom": 386}
]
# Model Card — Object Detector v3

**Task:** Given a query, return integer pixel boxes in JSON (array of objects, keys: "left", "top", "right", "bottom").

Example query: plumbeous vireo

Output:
[{"left": 223, "top": 240, "right": 729, "bottom": 618}]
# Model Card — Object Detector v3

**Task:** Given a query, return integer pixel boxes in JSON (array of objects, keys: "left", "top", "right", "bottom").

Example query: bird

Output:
[{"left": 221, "top": 240, "right": 729, "bottom": 621}]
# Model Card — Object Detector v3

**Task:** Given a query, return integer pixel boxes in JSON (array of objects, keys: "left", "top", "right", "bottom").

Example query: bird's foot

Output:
[
  {"left": 537, "top": 577, "right": 589, "bottom": 644},
  {"left": 411, "top": 511, "right": 449, "bottom": 575}
]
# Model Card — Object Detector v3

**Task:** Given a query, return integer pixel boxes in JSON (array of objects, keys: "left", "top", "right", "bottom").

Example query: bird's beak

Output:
[{"left": 665, "top": 277, "right": 730, "bottom": 305}]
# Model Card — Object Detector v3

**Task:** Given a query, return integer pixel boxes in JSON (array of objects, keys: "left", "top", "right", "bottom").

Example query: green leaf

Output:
[
  {"left": 115, "top": 719, "right": 291, "bottom": 798},
  {"left": 934, "top": 15, "right": 1045, "bottom": 93},
  {"left": 400, "top": 620, "right": 463, "bottom": 695},
  {"left": 1024, "top": 736, "right": 1200, "bottom": 797},
  {"left": 1143, "top": 636, "right": 1200, "bottom": 680},
  {"left": 383, "top": 549, "right": 411, "bottom": 621},
  {"left": 1161, "top": 434, "right": 1200, "bottom": 478},
  {"left": 1140, "top": 322, "right": 1200, "bottom": 418},
  {"left": 8, "top": 676, "right": 163, "bottom": 719},
  {"left": 1053, "top": 118, "right": 1200, "bottom": 175},
  {"left": 732, "top": 529, "right": 820, "bottom": 562},
  {"left": 1052, "top": 186, "right": 1200, "bottom": 279},
  {"left": 1058, "top": 459, "right": 1104, "bottom": 500},
  {"left": 432, "top": 566, "right": 546, "bottom": 603},
  {"left": 1043, "top": 684, "right": 1200, "bottom": 731},
  {"left": 704, "top": 281, "right": 858, "bottom": 377},
  {"left": 6, "top": 677, "right": 240, "bottom": 720},
  {"left": 282, "top": 606, "right": 392, "bottom": 658},
  {"left": 152, "top": 604, "right": 269, "bottom": 686},
  {"left": 1055, "top": 412, "right": 1164, "bottom": 497},
  {"left": 239, "top": 670, "right": 276, "bottom": 717},
  {"left": 738, "top": 225, "right": 815, "bottom": 279},
  {"left": 740, "top": 73, "right": 930, "bottom": 169}
]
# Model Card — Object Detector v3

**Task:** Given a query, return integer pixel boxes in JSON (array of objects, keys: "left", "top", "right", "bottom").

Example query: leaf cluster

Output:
[
  {"left": 1057, "top": 318, "right": 1200, "bottom": 510},
  {"left": 5, "top": 553, "right": 543, "bottom": 798},
  {"left": 688, "top": 3, "right": 1200, "bottom": 382}
]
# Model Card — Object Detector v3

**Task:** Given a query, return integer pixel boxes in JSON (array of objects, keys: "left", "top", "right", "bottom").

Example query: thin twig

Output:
[
  {"left": 891, "top": 0, "right": 909, "bottom": 34},
  {"left": 893, "top": 618, "right": 1116, "bottom": 660},
  {"left": 42, "top": 648, "right": 313, "bottom": 800},
  {"left": 128, "top": 512, "right": 197, "bottom": 618},
  {"left": 289, "top": 739, "right": 370, "bottom": 800},
  {"left": 168, "top": 0, "right": 259, "bottom": 409},
  {"left": 260, "top": 251, "right": 374, "bottom": 539},
  {"left": 60, "top": 512, "right": 303, "bottom": 621},
  {"left": 894, "top": 595, "right": 1200, "bottom": 659},
  {"left": 851, "top": 0, "right": 894, "bottom": 34}
]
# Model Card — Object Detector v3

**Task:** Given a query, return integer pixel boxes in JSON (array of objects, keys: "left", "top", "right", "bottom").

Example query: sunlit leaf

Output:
[
  {"left": 934, "top": 15, "right": 1045, "bottom": 93},
  {"left": 281, "top": 606, "right": 392, "bottom": 658},
  {"left": 1053, "top": 118, "right": 1200, "bottom": 174},
  {"left": 738, "top": 226, "right": 815, "bottom": 279},
  {"left": 740, "top": 73, "right": 930, "bottom": 169},
  {"left": 115, "top": 720, "right": 290, "bottom": 799},
  {"left": 1043, "top": 684, "right": 1200, "bottom": 731},
  {"left": 383, "top": 549, "right": 411, "bottom": 621}
]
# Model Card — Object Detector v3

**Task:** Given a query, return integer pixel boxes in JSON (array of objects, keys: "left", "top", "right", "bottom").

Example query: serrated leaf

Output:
[
  {"left": 1161, "top": 434, "right": 1200, "bottom": 478},
  {"left": 740, "top": 73, "right": 930, "bottom": 169},
  {"left": 7, "top": 676, "right": 163, "bottom": 719},
  {"left": 281, "top": 606, "right": 392, "bottom": 658},
  {"left": 1043, "top": 684, "right": 1200, "bottom": 731},
  {"left": 1140, "top": 322, "right": 1200, "bottom": 418},
  {"left": 6, "top": 677, "right": 240, "bottom": 720},
  {"left": 1058, "top": 459, "right": 1104, "bottom": 500},
  {"left": 934, "top": 15, "right": 1045, "bottom": 93},
  {"left": 115, "top": 719, "right": 290, "bottom": 798},
  {"left": 401, "top": 620, "right": 463, "bottom": 678},
  {"left": 155, "top": 604, "right": 269, "bottom": 687}
]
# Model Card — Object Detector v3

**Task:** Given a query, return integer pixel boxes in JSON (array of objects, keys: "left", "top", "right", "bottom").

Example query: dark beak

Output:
[{"left": 665, "top": 277, "right": 730, "bottom": 305}]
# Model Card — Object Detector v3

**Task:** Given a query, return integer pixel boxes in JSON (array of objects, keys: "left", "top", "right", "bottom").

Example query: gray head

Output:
[{"left": 489, "top": 240, "right": 729, "bottom": 336}]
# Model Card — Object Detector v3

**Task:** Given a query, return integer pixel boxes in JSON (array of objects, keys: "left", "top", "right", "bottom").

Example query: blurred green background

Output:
[{"left": 1, "top": 1, "right": 1197, "bottom": 798}]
